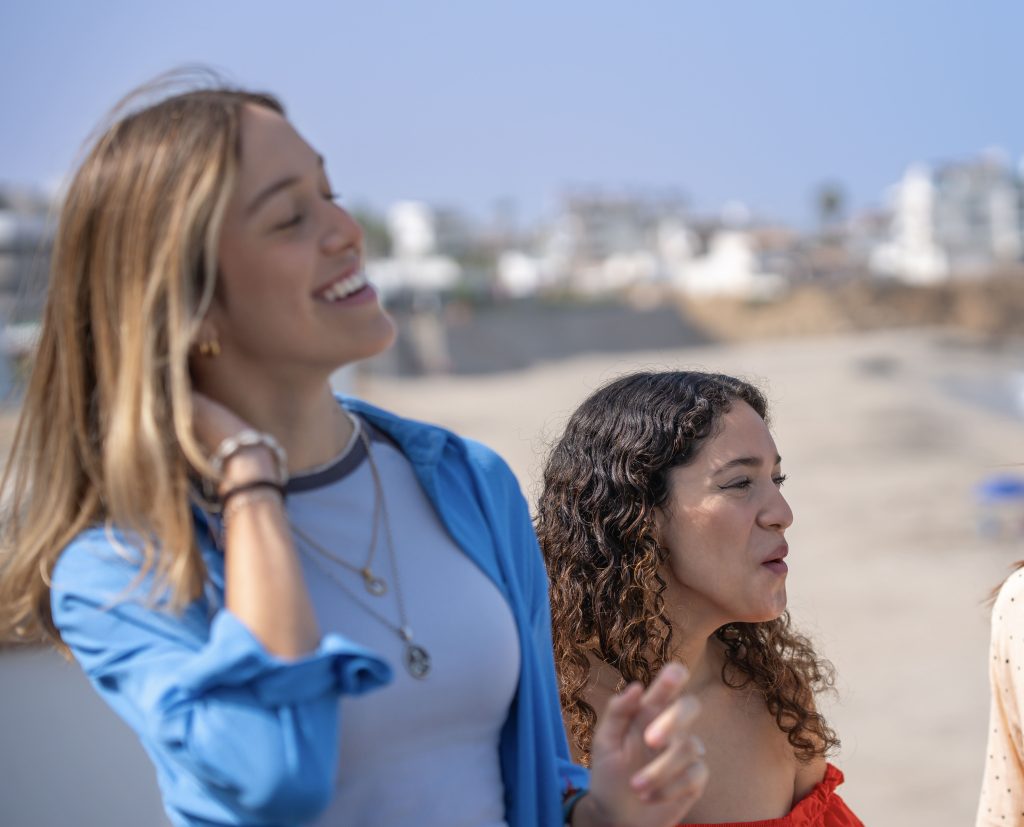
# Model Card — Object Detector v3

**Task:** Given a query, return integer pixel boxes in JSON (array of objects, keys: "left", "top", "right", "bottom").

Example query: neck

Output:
[
  {"left": 195, "top": 368, "right": 353, "bottom": 474},
  {"left": 667, "top": 626, "right": 725, "bottom": 694},
  {"left": 660, "top": 580, "right": 731, "bottom": 694}
]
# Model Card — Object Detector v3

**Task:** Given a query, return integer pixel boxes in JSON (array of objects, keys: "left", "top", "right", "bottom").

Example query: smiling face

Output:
[
  {"left": 205, "top": 104, "right": 394, "bottom": 385},
  {"left": 656, "top": 400, "right": 793, "bottom": 634}
]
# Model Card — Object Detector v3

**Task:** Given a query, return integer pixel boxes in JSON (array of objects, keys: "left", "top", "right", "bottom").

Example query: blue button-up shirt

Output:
[{"left": 51, "top": 398, "right": 588, "bottom": 826}]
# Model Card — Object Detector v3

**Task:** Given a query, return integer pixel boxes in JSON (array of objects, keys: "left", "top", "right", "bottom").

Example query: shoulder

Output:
[
  {"left": 343, "top": 395, "right": 519, "bottom": 488},
  {"left": 51, "top": 520, "right": 217, "bottom": 619},
  {"left": 458, "top": 436, "right": 516, "bottom": 479},
  {"left": 793, "top": 752, "right": 828, "bottom": 803},
  {"left": 52, "top": 525, "right": 145, "bottom": 596},
  {"left": 991, "top": 568, "right": 1024, "bottom": 663},
  {"left": 993, "top": 568, "right": 1024, "bottom": 630}
]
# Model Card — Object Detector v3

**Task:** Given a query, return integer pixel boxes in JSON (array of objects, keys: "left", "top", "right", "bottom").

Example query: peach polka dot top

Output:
[{"left": 978, "top": 567, "right": 1024, "bottom": 825}]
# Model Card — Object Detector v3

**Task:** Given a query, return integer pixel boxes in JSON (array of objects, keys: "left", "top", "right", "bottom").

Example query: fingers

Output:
[
  {"left": 635, "top": 742, "right": 709, "bottom": 806},
  {"left": 592, "top": 681, "right": 643, "bottom": 749},
  {"left": 594, "top": 662, "right": 692, "bottom": 754},
  {"left": 643, "top": 692, "right": 700, "bottom": 752},
  {"left": 635, "top": 662, "right": 690, "bottom": 728},
  {"left": 630, "top": 665, "right": 703, "bottom": 801},
  {"left": 631, "top": 731, "right": 705, "bottom": 798}
]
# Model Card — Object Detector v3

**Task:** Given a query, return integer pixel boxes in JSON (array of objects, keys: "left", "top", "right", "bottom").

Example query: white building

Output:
[
  {"left": 672, "top": 229, "right": 786, "bottom": 299},
  {"left": 871, "top": 153, "right": 1024, "bottom": 283},
  {"left": 365, "top": 201, "right": 461, "bottom": 298}
]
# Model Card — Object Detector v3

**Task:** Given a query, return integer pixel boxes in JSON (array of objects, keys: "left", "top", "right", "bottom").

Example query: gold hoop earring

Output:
[{"left": 197, "top": 339, "right": 221, "bottom": 358}]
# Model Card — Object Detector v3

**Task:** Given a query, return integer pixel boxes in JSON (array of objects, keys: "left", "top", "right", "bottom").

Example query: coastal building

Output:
[
  {"left": 669, "top": 227, "right": 787, "bottom": 299},
  {"left": 550, "top": 191, "right": 688, "bottom": 292},
  {"left": 365, "top": 200, "right": 461, "bottom": 298},
  {"left": 871, "top": 153, "right": 1024, "bottom": 283}
]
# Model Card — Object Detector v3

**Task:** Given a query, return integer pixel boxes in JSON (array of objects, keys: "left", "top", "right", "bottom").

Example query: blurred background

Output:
[{"left": 2, "top": 2, "right": 1024, "bottom": 824}]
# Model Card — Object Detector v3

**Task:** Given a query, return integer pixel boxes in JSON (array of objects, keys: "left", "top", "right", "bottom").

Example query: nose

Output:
[
  {"left": 320, "top": 203, "right": 364, "bottom": 257},
  {"left": 759, "top": 486, "right": 794, "bottom": 532}
]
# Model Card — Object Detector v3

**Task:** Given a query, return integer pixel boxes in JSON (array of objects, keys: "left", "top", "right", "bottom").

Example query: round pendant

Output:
[
  {"left": 405, "top": 643, "right": 431, "bottom": 679},
  {"left": 361, "top": 570, "right": 387, "bottom": 596}
]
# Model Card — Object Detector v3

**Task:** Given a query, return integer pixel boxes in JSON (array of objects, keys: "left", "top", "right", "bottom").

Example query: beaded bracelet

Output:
[{"left": 211, "top": 430, "right": 288, "bottom": 484}]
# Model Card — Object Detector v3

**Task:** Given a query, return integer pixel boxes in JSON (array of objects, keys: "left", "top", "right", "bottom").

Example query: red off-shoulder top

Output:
[{"left": 682, "top": 764, "right": 862, "bottom": 827}]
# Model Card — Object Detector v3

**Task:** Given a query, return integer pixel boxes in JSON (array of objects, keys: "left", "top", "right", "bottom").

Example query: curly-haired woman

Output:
[{"left": 537, "top": 371, "right": 862, "bottom": 826}]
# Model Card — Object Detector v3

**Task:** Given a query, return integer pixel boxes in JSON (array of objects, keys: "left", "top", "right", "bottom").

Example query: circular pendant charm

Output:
[
  {"left": 405, "top": 643, "right": 431, "bottom": 679},
  {"left": 361, "top": 570, "right": 387, "bottom": 596}
]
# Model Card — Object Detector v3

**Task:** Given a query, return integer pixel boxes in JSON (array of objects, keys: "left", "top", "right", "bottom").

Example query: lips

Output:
[{"left": 761, "top": 544, "right": 789, "bottom": 574}]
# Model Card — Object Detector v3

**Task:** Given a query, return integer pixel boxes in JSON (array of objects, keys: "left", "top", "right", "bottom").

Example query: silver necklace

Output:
[
  {"left": 293, "top": 423, "right": 431, "bottom": 680},
  {"left": 290, "top": 416, "right": 388, "bottom": 597}
]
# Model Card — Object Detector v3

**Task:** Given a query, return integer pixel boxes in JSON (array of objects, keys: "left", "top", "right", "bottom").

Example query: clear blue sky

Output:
[{"left": 1, "top": 1, "right": 1021, "bottom": 228}]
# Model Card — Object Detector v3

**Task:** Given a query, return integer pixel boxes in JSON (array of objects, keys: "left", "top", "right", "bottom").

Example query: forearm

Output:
[{"left": 221, "top": 449, "right": 319, "bottom": 658}]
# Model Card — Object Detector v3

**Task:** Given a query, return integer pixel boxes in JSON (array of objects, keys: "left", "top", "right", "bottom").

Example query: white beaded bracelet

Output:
[{"left": 210, "top": 429, "right": 289, "bottom": 484}]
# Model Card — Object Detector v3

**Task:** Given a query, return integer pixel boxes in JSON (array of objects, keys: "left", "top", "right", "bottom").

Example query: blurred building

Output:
[
  {"left": 934, "top": 151, "right": 1023, "bottom": 274},
  {"left": 365, "top": 201, "right": 461, "bottom": 298},
  {"left": 548, "top": 191, "right": 687, "bottom": 292},
  {"left": 0, "top": 187, "right": 55, "bottom": 399},
  {"left": 871, "top": 153, "right": 1024, "bottom": 283},
  {"left": 516, "top": 192, "right": 792, "bottom": 299},
  {"left": 0, "top": 187, "right": 53, "bottom": 323}
]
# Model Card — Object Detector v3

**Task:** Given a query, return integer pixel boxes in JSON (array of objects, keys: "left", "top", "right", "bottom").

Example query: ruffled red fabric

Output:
[{"left": 681, "top": 764, "right": 863, "bottom": 827}]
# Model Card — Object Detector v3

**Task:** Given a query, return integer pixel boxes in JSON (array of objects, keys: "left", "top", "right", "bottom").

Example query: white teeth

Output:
[{"left": 319, "top": 271, "right": 367, "bottom": 302}]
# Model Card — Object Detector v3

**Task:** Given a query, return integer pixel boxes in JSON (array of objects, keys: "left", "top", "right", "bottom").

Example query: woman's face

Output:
[
  {"left": 656, "top": 400, "right": 793, "bottom": 633},
  {"left": 208, "top": 104, "right": 394, "bottom": 381}
]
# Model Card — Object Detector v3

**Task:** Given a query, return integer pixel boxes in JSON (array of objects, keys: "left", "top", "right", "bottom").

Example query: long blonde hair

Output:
[{"left": 0, "top": 75, "right": 283, "bottom": 649}]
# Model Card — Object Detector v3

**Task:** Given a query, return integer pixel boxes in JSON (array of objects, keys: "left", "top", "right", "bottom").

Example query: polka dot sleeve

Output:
[{"left": 978, "top": 568, "right": 1024, "bottom": 825}]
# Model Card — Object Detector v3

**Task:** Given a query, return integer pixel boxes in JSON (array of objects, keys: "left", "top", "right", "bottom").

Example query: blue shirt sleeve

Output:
[{"left": 51, "top": 527, "right": 391, "bottom": 825}]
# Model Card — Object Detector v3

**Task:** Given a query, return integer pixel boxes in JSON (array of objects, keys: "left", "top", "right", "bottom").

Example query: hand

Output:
[
  {"left": 578, "top": 662, "right": 707, "bottom": 827},
  {"left": 192, "top": 392, "right": 277, "bottom": 491},
  {"left": 191, "top": 391, "right": 254, "bottom": 452}
]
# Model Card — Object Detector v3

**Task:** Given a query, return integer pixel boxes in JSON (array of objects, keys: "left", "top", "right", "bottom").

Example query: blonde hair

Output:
[{"left": 0, "top": 73, "right": 283, "bottom": 649}]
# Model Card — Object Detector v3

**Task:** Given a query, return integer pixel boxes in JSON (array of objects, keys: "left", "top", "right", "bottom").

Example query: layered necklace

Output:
[{"left": 291, "top": 415, "right": 431, "bottom": 680}]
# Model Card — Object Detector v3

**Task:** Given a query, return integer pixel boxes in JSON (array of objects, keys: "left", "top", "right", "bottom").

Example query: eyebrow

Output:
[
  {"left": 713, "top": 454, "right": 783, "bottom": 474},
  {"left": 245, "top": 154, "right": 325, "bottom": 217}
]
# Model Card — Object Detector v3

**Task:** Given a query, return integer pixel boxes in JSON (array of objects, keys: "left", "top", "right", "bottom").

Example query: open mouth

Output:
[{"left": 314, "top": 271, "right": 369, "bottom": 302}]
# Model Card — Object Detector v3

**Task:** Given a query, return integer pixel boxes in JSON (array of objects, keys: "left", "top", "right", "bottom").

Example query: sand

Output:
[{"left": 357, "top": 327, "right": 1023, "bottom": 826}]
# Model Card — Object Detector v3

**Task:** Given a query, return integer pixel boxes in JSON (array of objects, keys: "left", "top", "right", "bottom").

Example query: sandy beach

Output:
[{"left": 2, "top": 326, "right": 1020, "bottom": 826}]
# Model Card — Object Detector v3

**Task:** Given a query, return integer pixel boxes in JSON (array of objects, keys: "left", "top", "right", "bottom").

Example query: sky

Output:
[{"left": 1, "top": 1, "right": 1022, "bottom": 229}]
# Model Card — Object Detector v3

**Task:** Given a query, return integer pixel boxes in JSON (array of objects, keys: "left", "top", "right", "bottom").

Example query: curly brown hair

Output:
[{"left": 536, "top": 370, "right": 838, "bottom": 765}]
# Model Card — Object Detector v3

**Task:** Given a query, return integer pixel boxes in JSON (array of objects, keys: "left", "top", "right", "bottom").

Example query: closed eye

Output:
[
  {"left": 274, "top": 212, "right": 305, "bottom": 231},
  {"left": 719, "top": 473, "right": 787, "bottom": 491}
]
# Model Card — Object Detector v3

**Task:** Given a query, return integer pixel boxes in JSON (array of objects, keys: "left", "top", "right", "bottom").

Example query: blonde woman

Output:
[{"left": 0, "top": 74, "right": 708, "bottom": 827}]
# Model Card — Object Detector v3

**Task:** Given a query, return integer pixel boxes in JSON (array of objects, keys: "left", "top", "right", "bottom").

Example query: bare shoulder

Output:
[
  {"left": 789, "top": 691, "right": 828, "bottom": 802},
  {"left": 793, "top": 751, "right": 827, "bottom": 802}
]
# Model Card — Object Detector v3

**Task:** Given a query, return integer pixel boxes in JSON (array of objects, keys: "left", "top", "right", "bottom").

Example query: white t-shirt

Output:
[{"left": 287, "top": 417, "right": 521, "bottom": 827}]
